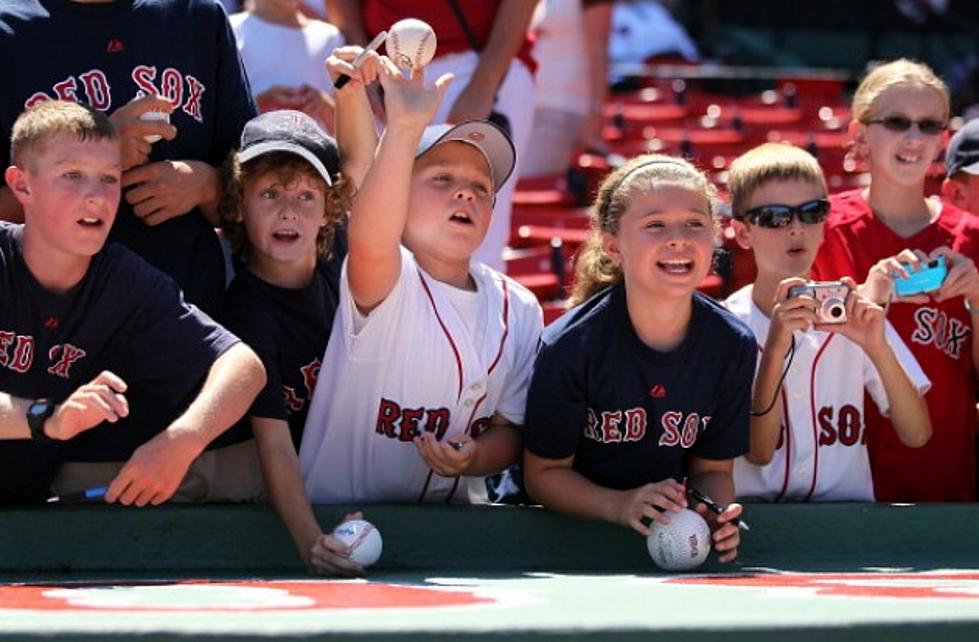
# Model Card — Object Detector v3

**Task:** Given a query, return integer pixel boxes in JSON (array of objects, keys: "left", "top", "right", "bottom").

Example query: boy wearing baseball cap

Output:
[
  {"left": 724, "top": 142, "right": 931, "bottom": 502},
  {"left": 942, "top": 119, "right": 979, "bottom": 215},
  {"left": 218, "top": 44, "right": 388, "bottom": 575},
  {"left": 0, "top": 100, "right": 266, "bottom": 504},
  {"left": 299, "top": 58, "right": 543, "bottom": 507}
]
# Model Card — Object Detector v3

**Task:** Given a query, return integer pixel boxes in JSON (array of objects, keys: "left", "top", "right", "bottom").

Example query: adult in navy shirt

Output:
[
  {"left": 0, "top": 0, "right": 257, "bottom": 316},
  {"left": 523, "top": 155, "right": 754, "bottom": 564}
]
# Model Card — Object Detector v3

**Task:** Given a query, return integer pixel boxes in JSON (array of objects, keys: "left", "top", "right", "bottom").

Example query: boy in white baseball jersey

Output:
[
  {"left": 299, "top": 58, "right": 543, "bottom": 504},
  {"left": 724, "top": 143, "right": 931, "bottom": 502}
]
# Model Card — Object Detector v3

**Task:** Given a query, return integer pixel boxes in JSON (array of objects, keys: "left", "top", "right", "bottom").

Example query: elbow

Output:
[
  {"left": 234, "top": 343, "right": 267, "bottom": 394},
  {"left": 900, "top": 422, "right": 932, "bottom": 449},
  {"left": 744, "top": 448, "right": 773, "bottom": 466}
]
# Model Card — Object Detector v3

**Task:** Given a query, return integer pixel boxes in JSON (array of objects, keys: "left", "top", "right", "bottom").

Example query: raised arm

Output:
[
  {"left": 326, "top": 46, "right": 382, "bottom": 190},
  {"left": 346, "top": 59, "right": 452, "bottom": 312}
]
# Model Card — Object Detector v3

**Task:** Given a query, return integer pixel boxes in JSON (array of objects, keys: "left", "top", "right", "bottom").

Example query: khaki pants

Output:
[{"left": 51, "top": 439, "right": 266, "bottom": 503}]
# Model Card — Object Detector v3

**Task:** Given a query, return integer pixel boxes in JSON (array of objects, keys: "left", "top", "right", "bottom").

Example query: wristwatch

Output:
[{"left": 26, "top": 399, "right": 57, "bottom": 444}]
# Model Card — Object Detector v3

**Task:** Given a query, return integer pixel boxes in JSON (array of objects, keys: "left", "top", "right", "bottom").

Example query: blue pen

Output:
[{"left": 46, "top": 486, "right": 108, "bottom": 504}]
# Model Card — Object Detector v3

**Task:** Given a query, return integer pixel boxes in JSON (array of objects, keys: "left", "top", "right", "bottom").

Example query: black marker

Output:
[
  {"left": 46, "top": 486, "right": 108, "bottom": 504},
  {"left": 687, "top": 486, "right": 750, "bottom": 532},
  {"left": 334, "top": 31, "right": 387, "bottom": 89}
]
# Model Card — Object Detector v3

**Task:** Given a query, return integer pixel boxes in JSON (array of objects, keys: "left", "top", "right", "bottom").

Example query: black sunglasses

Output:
[
  {"left": 865, "top": 115, "right": 946, "bottom": 136},
  {"left": 741, "top": 198, "right": 830, "bottom": 228}
]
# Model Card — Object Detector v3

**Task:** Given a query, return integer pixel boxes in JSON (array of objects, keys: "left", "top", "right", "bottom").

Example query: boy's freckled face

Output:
[
  {"left": 404, "top": 141, "right": 494, "bottom": 262},
  {"left": 241, "top": 169, "right": 327, "bottom": 270},
  {"left": 22, "top": 133, "right": 121, "bottom": 260},
  {"left": 737, "top": 178, "right": 826, "bottom": 280}
]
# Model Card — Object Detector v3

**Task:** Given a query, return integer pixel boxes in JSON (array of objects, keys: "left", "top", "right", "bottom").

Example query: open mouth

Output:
[
  {"left": 656, "top": 258, "right": 694, "bottom": 275},
  {"left": 449, "top": 210, "right": 474, "bottom": 226},
  {"left": 272, "top": 230, "right": 300, "bottom": 242},
  {"left": 896, "top": 152, "right": 922, "bottom": 164},
  {"left": 77, "top": 217, "right": 104, "bottom": 228}
]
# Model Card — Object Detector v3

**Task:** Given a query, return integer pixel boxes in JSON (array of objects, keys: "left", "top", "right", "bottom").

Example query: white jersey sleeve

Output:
[
  {"left": 863, "top": 320, "right": 932, "bottom": 416},
  {"left": 489, "top": 276, "right": 544, "bottom": 425}
]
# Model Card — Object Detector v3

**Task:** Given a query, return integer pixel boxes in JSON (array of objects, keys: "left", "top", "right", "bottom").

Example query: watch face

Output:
[{"left": 29, "top": 401, "right": 53, "bottom": 418}]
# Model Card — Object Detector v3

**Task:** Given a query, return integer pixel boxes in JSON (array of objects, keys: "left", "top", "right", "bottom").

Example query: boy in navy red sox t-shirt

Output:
[{"left": 0, "top": 101, "right": 265, "bottom": 505}]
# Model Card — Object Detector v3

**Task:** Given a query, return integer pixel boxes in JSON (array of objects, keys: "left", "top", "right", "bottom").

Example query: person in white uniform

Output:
[
  {"left": 300, "top": 57, "right": 543, "bottom": 504},
  {"left": 724, "top": 143, "right": 932, "bottom": 502}
]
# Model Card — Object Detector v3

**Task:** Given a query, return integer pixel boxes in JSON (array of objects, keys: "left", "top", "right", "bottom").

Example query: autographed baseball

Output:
[
  {"left": 140, "top": 110, "right": 170, "bottom": 143},
  {"left": 385, "top": 18, "right": 437, "bottom": 70},
  {"left": 332, "top": 519, "right": 383, "bottom": 567},
  {"left": 646, "top": 509, "right": 711, "bottom": 571}
]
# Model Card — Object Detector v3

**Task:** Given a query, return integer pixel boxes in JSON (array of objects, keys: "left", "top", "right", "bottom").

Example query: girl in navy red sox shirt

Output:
[{"left": 523, "top": 155, "right": 754, "bottom": 563}]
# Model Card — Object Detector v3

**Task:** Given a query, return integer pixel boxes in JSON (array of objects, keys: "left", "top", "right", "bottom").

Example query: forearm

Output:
[
  {"left": 465, "top": 423, "right": 521, "bottom": 476},
  {"left": 746, "top": 344, "right": 785, "bottom": 464},
  {"left": 467, "top": 1, "right": 537, "bottom": 91},
  {"left": 335, "top": 81, "right": 379, "bottom": 190},
  {"left": 0, "top": 393, "right": 31, "bottom": 440},
  {"left": 163, "top": 343, "right": 266, "bottom": 453},
  {"left": 867, "top": 345, "right": 931, "bottom": 447},
  {"left": 255, "top": 425, "right": 324, "bottom": 559},
  {"left": 687, "top": 469, "right": 735, "bottom": 507},
  {"left": 582, "top": 2, "right": 613, "bottom": 112},
  {"left": 326, "top": 0, "right": 368, "bottom": 45},
  {"left": 187, "top": 161, "right": 222, "bottom": 227},
  {"left": 525, "top": 460, "right": 626, "bottom": 526}
]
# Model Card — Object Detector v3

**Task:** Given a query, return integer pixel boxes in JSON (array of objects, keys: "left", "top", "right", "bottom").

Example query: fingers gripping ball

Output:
[
  {"left": 646, "top": 509, "right": 711, "bottom": 571},
  {"left": 140, "top": 110, "right": 170, "bottom": 143},
  {"left": 385, "top": 18, "right": 437, "bottom": 70},
  {"left": 333, "top": 519, "right": 383, "bottom": 567}
]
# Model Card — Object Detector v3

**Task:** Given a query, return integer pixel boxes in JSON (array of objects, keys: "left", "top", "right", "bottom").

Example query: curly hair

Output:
[
  {"left": 569, "top": 154, "right": 717, "bottom": 306},
  {"left": 219, "top": 150, "right": 353, "bottom": 264}
]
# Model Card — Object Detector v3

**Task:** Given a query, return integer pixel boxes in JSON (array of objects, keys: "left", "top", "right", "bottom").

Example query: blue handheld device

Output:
[{"left": 894, "top": 256, "right": 947, "bottom": 297}]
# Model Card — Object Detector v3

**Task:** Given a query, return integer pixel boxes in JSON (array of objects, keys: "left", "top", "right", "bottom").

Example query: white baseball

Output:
[
  {"left": 385, "top": 18, "right": 437, "bottom": 70},
  {"left": 646, "top": 509, "right": 711, "bottom": 571},
  {"left": 140, "top": 110, "right": 170, "bottom": 143},
  {"left": 332, "top": 519, "right": 383, "bottom": 567}
]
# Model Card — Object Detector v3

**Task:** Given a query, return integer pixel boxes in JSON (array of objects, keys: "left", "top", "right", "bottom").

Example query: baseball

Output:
[
  {"left": 385, "top": 18, "right": 437, "bottom": 70},
  {"left": 646, "top": 509, "right": 711, "bottom": 572},
  {"left": 332, "top": 519, "right": 383, "bottom": 567},
  {"left": 140, "top": 110, "right": 170, "bottom": 143}
]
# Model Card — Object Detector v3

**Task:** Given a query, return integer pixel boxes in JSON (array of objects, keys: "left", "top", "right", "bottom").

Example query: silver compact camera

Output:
[{"left": 787, "top": 281, "right": 849, "bottom": 324}]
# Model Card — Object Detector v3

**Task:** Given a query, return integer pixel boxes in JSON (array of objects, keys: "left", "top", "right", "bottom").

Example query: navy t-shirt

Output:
[
  {"left": 0, "top": 223, "right": 238, "bottom": 502},
  {"left": 220, "top": 254, "right": 342, "bottom": 449},
  {"left": 0, "top": 0, "right": 257, "bottom": 316},
  {"left": 524, "top": 284, "right": 756, "bottom": 491}
]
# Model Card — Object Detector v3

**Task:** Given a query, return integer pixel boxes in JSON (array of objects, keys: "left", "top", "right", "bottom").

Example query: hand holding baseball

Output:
[{"left": 376, "top": 56, "right": 453, "bottom": 131}]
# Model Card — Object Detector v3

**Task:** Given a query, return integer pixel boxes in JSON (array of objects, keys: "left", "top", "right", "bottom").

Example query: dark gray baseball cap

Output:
[
  {"left": 415, "top": 120, "right": 515, "bottom": 192},
  {"left": 945, "top": 118, "right": 979, "bottom": 178},
  {"left": 238, "top": 110, "right": 339, "bottom": 185}
]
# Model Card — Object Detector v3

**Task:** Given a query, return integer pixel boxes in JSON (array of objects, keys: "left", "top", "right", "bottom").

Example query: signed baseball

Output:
[{"left": 385, "top": 18, "right": 437, "bottom": 71}]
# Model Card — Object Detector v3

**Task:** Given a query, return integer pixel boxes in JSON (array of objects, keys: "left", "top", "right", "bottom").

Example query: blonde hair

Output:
[
  {"left": 728, "top": 143, "right": 827, "bottom": 218},
  {"left": 10, "top": 100, "right": 116, "bottom": 169},
  {"left": 852, "top": 58, "right": 949, "bottom": 123},
  {"left": 570, "top": 154, "right": 716, "bottom": 306},
  {"left": 219, "top": 151, "right": 352, "bottom": 264}
]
